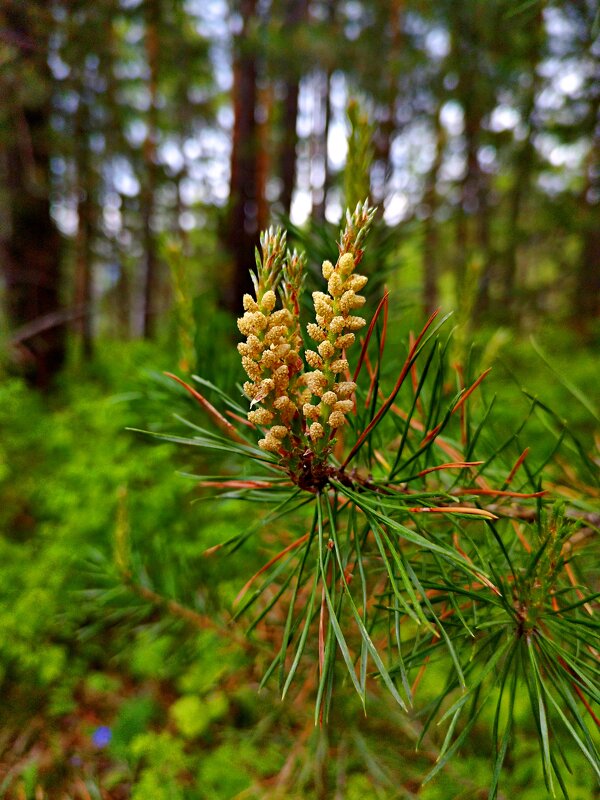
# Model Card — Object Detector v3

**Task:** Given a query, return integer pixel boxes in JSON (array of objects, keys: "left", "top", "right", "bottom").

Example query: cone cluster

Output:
[
  {"left": 237, "top": 291, "right": 303, "bottom": 453},
  {"left": 302, "top": 252, "right": 368, "bottom": 441},
  {"left": 237, "top": 203, "right": 374, "bottom": 456}
]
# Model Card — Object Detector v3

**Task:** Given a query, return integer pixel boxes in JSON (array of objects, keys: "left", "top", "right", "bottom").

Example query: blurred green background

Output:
[{"left": 0, "top": 1, "right": 598, "bottom": 797}]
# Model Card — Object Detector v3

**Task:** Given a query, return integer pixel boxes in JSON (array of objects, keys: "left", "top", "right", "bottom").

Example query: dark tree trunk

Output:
[
  {"left": 141, "top": 0, "right": 161, "bottom": 338},
  {"left": 0, "top": 4, "right": 65, "bottom": 388},
  {"left": 460, "top": 100, "right": 487, "bottom": 282},
  {"left": 499, "top": 145, "right": 528, "bottom": 321},
  {"left": 223, "top": 0, "right": 261, "bottom": 312},
  {"left": 574, "top": 222, "right": 600, "bottom": 320},
  {"left": 422, "top": 111, "right": 444, "bottom": 316},
  {"left": 99, "top": 12, "right": 132, "bottom": 338},
  {"left": 278, "top": 0, "right": 308, "bottom": 217},
  {"left": 311, "top": 0, "right": 335, "bottom": 221},
  {"left": 256, "top": 82, "right": 272, "bottom": 236},
  {"left": 279, "top": 79, "right": 300, "bottom": 216},
  {"left": 373, "top": 0, "right": 403, "bottom": 204},
  {"left": 573, "top": 116, "right": 600, "bottom": 325},
  {"left": 500, "top": 9, "right": 543, "bottom": 320},
  {"left": 449, "top": 2, "right": 490, "bottom": 307},
  {"left": 312, "top": 69, "right": 331, "bottom": 222},
  {"left": 74, "top": 103, "right": 94, "bottom": 358}
]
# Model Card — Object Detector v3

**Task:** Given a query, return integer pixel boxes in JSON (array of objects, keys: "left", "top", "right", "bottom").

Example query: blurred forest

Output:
[
  {"left": 0, "top": 1, "right": 599, "bottom": 799},
  {"left": 1, "top": 0, "right": 599, "bottom": 386}
]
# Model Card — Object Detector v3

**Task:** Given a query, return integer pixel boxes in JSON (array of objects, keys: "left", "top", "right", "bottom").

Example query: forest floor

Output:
[{"left": 0, "top": 323, "right": 597, "bottom": 800}]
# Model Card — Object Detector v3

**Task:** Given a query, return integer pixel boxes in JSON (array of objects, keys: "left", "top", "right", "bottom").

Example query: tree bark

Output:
[
  {"left": 422, "top": 111, "right": 444, "bottom": 316},
  {"left": 311, "top": 0, "right": 335, "bottom": 221},
  {"left": 0, "top": 3, "right": 66, "bottom": 388},
  {"left": 74, "top": 100, "right": 94, "bottom": 358},
  {"left": 223, "top": 0, "right": 261, "bottom": 312},
  {"left": 256, "top": 82, "right": 272, "bottom": 236},
  {"left": 278, "top": 0, "right": 308, "bottom": 217},
  {"left": 100, "top": 7, "right": 133, "bottom": 338},
  {"left": 141, "top": 0, "right": 161, "bottom": 338},
  {"left": 279, "top": 78, "right": 300, "bottom": 217},
  {"left": 573, "top": 108, "right": 600, "bottom": 325},
  {"left": 312, "top": 69, "right": 332, "bottom": 222},
  {"left": 500, "top": 9, "right": 543, "bottom": 320},
  {"left": 373, "top": 0, "right": 403, "bottom": 204},
  {"left": 449, "top": 2, "right": 490, "bottom": 307}
]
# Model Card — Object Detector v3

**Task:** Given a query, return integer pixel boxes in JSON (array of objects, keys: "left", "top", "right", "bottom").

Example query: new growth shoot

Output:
[{"left": 237, "top": 201, "right": 374, "bottom": 488}]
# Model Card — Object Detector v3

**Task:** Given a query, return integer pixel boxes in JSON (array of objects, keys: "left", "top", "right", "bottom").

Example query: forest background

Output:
[{"left": 0, "top": 1, "right": 598, "bottom": 798}]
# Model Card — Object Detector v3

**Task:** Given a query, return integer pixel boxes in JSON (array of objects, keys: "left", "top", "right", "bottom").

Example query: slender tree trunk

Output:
[
  {"left": 312, "top": 69, "right": 331, "bottom": 222},
  {"left": 115, "top": 261, "right": 132, "bottom": 339},
  {"left": 501, "top": 9, "right": 543, "bottom": 320},
  {"left": 0, "top": 4, "right": 65, "bottom": 388},
  {"left": 461, "top": 109, "right": 486, "bottom": 252},
  {"left": 279, "top": 79, "right": 300, "bottom": 216},
  {"left": 422, "top": 111, "right": 444, "bottom": 316},
  {"left": 500, "top": 146, "right": 528, "bottom": 321},
  {"left": 574, "top": 220, "right": 600, "bottom": 320},
  {"left": 312, "top": 0, "right": 335, "bottom": 221},
  {"left": 224, "top": 0, "right": 260, "bottom": 312},
  {"left": 74, "top": 102, "right": 94, "bottom": 358},
  {"left": 450, "top": 2, "right": 489, "bottom": 306},
  {"left": 573, "top": 113, "right": 600, "bottom": 325},
  {"left": 256, "top": 82, "right": 272, "bottom": 236},
  {"left": 278, "top": 0, "right": 308, "bottom": 216},
  {"left": 100, "top": 5, "right": 132, "bottom": 338},
  {"left": 373, "top": 0, "right": 403, "bottom": 204},
  {"left": 141, "top": 0, "right": 161, "bottom": 338}
]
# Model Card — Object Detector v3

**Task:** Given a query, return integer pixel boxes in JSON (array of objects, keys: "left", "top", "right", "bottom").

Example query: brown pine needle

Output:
[
  {"left": 454, "top": 488, "right": 547, "bottom": 499},
  {"left": 407, "top": 506, "right": 498, "bottom": 520},
  {"left": 165, "top": 372, "right": 247, "bottom": 443},
  {"left": 422, "top": 368, "right": 491, "bottom": 444},
  {"left": 226, "top": 409, "right": 256, "bottom": 428},
  {"left": 233, "top": 532, "right": 310, "bottom": 606},
  {"left": 343, "top": 309, "right": 441, "bottom": 468},
  {"left": 418, "top": 461, "right": 484, "bottom": 477},
  {"left": 505, "top": 447, "right": 530, "bottom": 485},
  {"left": 200, "top": 479, "right": 280, "bottom": 489},
  {"left": 353, "top": 290, "right": 390, "bottom": 383}
]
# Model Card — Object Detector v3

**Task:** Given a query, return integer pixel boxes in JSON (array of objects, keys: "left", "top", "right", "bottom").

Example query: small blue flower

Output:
[{"left": 91, "top": 726, "right": 112, "bottom": 748}]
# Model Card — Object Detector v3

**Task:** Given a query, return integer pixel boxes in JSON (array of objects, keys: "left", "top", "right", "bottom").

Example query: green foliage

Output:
[
  {"left": 130, "top": 732, "right": 190, "bottom": 800},
  {"left": 196, "top": 742, "right": 254, "bottom": 799},
  {"left": 170, "top": 692, "right": 229, "bottom": 739},
  {"left": 133, "top": 216, "right": 599, "bottom": 798},
  {"left": 111, "top": 694, "right": 161, "bottom": 758},
  {"left": 0, "top": 302, "right": 597, "bottom": 798},
  {"left": 344, "top": 99, "right": 375, "bottom": 212}
]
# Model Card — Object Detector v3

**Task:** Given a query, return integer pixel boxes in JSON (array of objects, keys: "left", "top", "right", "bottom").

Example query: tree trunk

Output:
[
  {"left": 449, "top": 2, "right": 489, "bottom": 307},
  {"left": 141, "top": 0, "right": 161, "bottom": 338},
  {"left": 278, "top": 0, "right": 308, "bottom": 217},
  {"left": 500, "top": 9, "right": 543, "bottom": 321},
  {"left": 373, "top": 0, "right": 403, "bottom": 204},
  {"left": 311, "top": 0, "right": 335, "bottom": 221},
  {"left": 279, "top": 79, "right": 300, "bottom": 217},
  {"left": 574, "top": 220, "right": 600, "bottom": 320},
  {"left": 100, "top": 7, "right": 132, "bottom": 338},
  {"left": 74, "top": 102, "right": 94, "bottom": 358},
  {"left": 223, "top": 0, "right": 261, "bottom": 312},
  {"left": 0, "top": 4, "right": 65, "bottom": 388},
  {"left": 312, "top": 69, "right": 331, "bottom": 222},
  {"left": 422, "top": 111, "right": 444, "bottom": 316},
  {"left": 573, "top": 109, "right": 600, "bottom": 325},
  {"left": 256, "top": 82, "right": 272, "bottom": 236}
]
